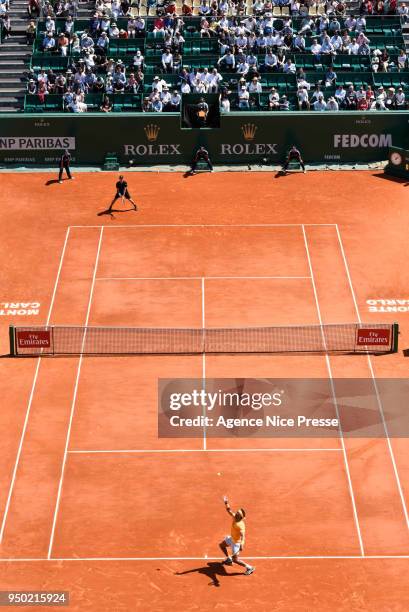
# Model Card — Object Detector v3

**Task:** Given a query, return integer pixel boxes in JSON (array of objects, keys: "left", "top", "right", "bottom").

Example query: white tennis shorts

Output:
[{"left": 225, "top": 535, "right": 241, "bottom": 555}]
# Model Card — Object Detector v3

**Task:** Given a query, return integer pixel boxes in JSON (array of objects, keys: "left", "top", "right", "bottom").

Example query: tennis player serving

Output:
[{"left": 219, "top": 495, "right": 255, "bottom": 575}]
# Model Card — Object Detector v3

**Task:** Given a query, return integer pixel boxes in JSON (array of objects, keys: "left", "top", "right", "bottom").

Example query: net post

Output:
[
  {"left": 391, "top": 322, "right": 399, "bottom": 354},
  {"left": 9, "top": 326, "right": 16, "bottom": 357}
]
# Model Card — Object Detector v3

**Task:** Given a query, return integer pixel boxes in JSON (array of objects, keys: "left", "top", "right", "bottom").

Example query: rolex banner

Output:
[{"left": 0, "top": 113, "right": 408, "bottom": 165}]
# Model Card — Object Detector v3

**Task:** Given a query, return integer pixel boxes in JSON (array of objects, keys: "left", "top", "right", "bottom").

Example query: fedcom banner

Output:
[
  {"left": 158, "top": 378, "right": 409, "bottom": 438},
  {"left": 0, "top": 113, "right": 408, "bottom": 164}
]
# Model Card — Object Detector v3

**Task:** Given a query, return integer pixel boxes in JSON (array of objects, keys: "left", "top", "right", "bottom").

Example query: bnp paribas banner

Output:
[{"left": 0, "top": 113, "right": 408, "bottom": 165}]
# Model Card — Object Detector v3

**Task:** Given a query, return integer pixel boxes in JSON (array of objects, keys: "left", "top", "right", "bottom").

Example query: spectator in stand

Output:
[
  {"left": 161, "top": 48, "right": 173, "bottom": 72},
  {"left": 109, "top": 21, "right": 120, "bottom": 38},
  {"left": 347, "top": 37, "right": 359, "bottom": 54},
  {"left": 218, "top": 49, "right": 236, "bottom": 71},
  {"left": 357, "top": 93, "right": 369, "bottom": 110},
  {"left": 397, "top": 49, "right": 407, "bottom": 71},
  {"left": 297, "top": 85, "right": 310, "bottom": 110},
  {"left": 385, "top": 87, "right": 396, "bottom": 109},
  {"left": 310, "top": 39, "right": 322, "bottom": 60},
  {"left": 335, "top": 83, "right": 346, "bottom": 106},
  {"left": 160, "top": 85, "right": 172, "bottom": 110},
  {"left": 71, "top": 33, "right": 81, "bottom": 54},
  {"left": 169, "top": 89, "right": 181, "bottom": 110},
  {"left": 95, "top": 31, "right": 109, "bottom": 55},
  {"left": 220, "top": 91, "right": 230, "bottom": 112},
  {"left": 268, "top": 86, "right": 279, "bottom": 110},
  {"left": 43, "top": 32, "right": 56, "bottom": 52},
  {"left": 326, "top": 96, "right": 339, "bottom": 110},
  {"left": 27, "top": 78, "right": 37, "bottom": 94},
  {"left": 100, "top": 95, "right": 112, "bottom": 112},
  {"left": 153, "top": 16, "right": 165, "bottom": 37},
  {"left": 100, "top": 14, "right": 110, "bottom": 33},
  {"left": 324, "top": 65, "right": 337, "bottom": 87},
  {"left": 283, "top": 58, "right": 296, "bottom": 74},
  {"left": 379, "top": 48, "right": 389, "bottom": 71},
  {"left": 68, "top": 93, "right": 87, "bottom": 112},
  {"left": 64, "top": 15, "right": 74, "bottom": 36},
  {"left": 133, "top": 49, "right": 144, "bottom": 70},
  {"left": 238, "top": 83, "right": 250, "bottom": 109},
  {"left": 395, "top": 86, "right": 406, "bottom": 108},
  {"left": 398, "top": 2, "right": 408, "bottom": 21},
  {"left": 313, "top": 94, "right": 327, "bottom": 111},
  {"left": 371, "top": 48, "right": 381, "bottom": 71},
  {"left": 248, "top": 76, "right": 262, "bottom": 93},
  {"left": 58, "top": 33, "right": 69, "bottom": 56},
  {"left": 344, "top": 84, "right": 357, "bottom": 109},
  {"left": 26, "top": 20, "right": 36, "bottom": 45},
  {"left": 208, "top": 68, "right": 223, "bottom": 92},
  {"left": 55, "top": 73, "right": 66, "bottom": 94},
  {"left": 262, "top": 49, "right": 277, "bottom": 71},
  {"left": 125, "top": 72, "right": 138, "bottom": 93},
  {"left": 182, "top": 1, "right": 193, "bottom": 15},
  {"left": 27, "top": 0, "right": 40, "bottom": 18},
  {"left": 293, "top": 32, "right": 306, "bottom": 52},
  {"left": 279, "top": 95, "right": 290, "bottom": 110},
  {"left": 152, "top": 96, "right": 163, "bottom": 112},
  {"left": 142, "top": 96, "right": 152, "bottom": 112},
  {"left": 81, "top": 31, "right": 95, "bottom": 52},
  {"left": 45, "top": 15, "right": 55, "bottom": 34}
]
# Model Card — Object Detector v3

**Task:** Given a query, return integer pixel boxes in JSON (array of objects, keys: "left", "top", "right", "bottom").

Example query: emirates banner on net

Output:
[{"left": 158, "top": 378, "right": 409, "bottom": 438}]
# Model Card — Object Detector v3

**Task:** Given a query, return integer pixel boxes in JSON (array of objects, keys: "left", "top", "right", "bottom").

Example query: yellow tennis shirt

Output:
[{"left": 231, "top": 519, "right": 245, "bottom": 544}]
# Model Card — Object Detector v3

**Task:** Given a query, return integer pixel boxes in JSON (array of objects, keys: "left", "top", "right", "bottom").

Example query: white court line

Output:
[
  {"left": 0, "top": 227, "right": 71, "bottom": 544},
  {"left": 47, "top": 227, "right": 104, "bottom": 560},
  {"left": 335, "top": 224, "right": 409, "bottom": 532},
  {"left": 67, "top": 448, "right": 343, "bottom": 454},
  {"left": 96, "top": 276, "right": 312, "bottom": 281},
  {"left": 0, "top": 555, "right": 409, "bottom": 562},
  {"left": 302, "top": 225, "right": 364, "bottom": 557},
  {"left": 70, "top": 224, "right": 338, "bottom": 229},
  {"left": 201, "top": 277, "right": 206, "bottom": 451}
]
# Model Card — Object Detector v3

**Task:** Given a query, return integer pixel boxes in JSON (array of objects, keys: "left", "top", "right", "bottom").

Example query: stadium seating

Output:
[{"left": 24, "top": 14, "right": 408, "bottom": 113}]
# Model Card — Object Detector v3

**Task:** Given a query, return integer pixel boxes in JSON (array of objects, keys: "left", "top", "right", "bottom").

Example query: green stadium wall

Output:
[{"left": 0, "top": 112, "right": 408, "bottom": 166}]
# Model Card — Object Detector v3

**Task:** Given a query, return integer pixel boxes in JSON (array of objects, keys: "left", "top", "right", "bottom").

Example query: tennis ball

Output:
[{"left": 217, "top": 472, "right": 221, "bottom": 476}]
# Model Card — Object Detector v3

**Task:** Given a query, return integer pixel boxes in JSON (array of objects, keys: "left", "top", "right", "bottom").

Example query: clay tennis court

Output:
[{"left": 0, "top": 170, "right": 409, "bottom": 610}]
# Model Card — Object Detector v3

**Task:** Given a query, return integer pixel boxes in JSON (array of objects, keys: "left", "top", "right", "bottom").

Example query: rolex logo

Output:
[
  {"left": 241, "top": 123, "right": 257, "bottom": 141},
  {"left": 144, "top": 124, "right": 160, "bottom": 142}
]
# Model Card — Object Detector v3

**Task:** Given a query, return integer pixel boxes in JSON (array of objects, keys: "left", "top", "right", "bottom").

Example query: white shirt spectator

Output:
[
  {"left": 162, "top": 51, "right": 173, "bottom": 70},
  {"left": 313, "top": 98, "right": 327, "bottom": 111},
  {"left": 344, "top": 16, "right": 356, "bottom": 30},
  {"left": 311, "top": 41, "right": 322, "bottom": 55},
  {"left": 220, "top": 97, "right": 231, "bottom": 112},
  {"left": 283, "top": 60, "right": 296, "bottom": 74},
  {"left": 208, "top": 69, "right": 222, "bottom": 91},
  {"left": 170, "top": 92, "right": 181, "bottom": 106},
  {"left": 45, "top": 17, "right": 55, "bottom": 33},
  {"left": 248, "top": 79, "right": 262, "bottom": 93},
  {"left": 151, "top": 77, "right": 167, "bottom": 92},
  {"left": 297, "top": 87, "right": 309, "bottom": 103},
  {"left": 181, "top": 81, "right": 191, "bottom": 93},
  {"left": 326, "top": 98, "right": 339, "bottom": 110},
  {"left": 347, "top": 41, "right": 359, "bottom": 55},
  {"left": 335, "top": 85, "right": 346, "bottom": 102}
]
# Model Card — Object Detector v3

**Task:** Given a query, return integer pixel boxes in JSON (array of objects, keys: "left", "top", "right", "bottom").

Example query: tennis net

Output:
[{"left": 9, "top": 323, "right": 398, "bottom": 356}]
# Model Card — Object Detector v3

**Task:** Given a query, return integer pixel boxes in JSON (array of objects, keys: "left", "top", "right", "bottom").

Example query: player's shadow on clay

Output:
[
  {"left": 97, "top": 207, "right": 137, "bottom": 218},
  {"left": 45, "top": 179, "right": 63, "bottom": 186},
  {"left": 176, "top": 562, "right": 243, "bottom": 587}
]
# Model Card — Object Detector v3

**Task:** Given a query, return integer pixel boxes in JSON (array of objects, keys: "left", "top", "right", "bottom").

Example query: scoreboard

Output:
[{"left": 385, "top": 147, "right": 409, "bottom": 179}]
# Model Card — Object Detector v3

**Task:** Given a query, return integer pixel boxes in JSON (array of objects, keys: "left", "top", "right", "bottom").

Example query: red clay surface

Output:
[{"left": 0, "top": 170, "right": 409, "bottom": 610}]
